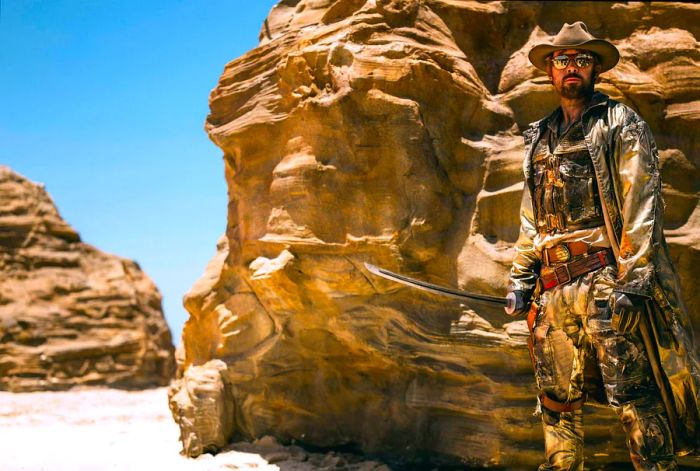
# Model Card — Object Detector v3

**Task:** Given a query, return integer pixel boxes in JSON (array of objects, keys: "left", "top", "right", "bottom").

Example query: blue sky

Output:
[{"left": 1, "top": 0, "right": 279, "bottom": 345}]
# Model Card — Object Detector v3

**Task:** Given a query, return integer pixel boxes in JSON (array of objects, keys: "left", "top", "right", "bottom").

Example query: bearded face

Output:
[
  {"left": 548, "top": 49, "right": 598, "bottom": 101},
  {"left": 559, "top": 70, "right": 595, "bottom": 99}
]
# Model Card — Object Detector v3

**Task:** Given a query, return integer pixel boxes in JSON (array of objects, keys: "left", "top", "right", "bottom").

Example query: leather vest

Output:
[{"left": 531, "top": 120, "right": 605, "bottom": 234}]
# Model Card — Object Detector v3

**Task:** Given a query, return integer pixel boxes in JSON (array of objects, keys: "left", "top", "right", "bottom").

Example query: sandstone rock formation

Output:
[
  {"left": 0, "top": 167, "right": 175, "bottom": 391},
  {"left": 170, "top": 1, "right": 700, "bottom": 467}
]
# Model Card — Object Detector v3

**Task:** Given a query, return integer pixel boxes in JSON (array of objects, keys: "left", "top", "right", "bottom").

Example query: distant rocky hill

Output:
[
  {"left": 169, "top": 1, "right": 700, "bottom": 467},
  {"left": 0, "top": 166, "right": 175, "bottom": 391}
]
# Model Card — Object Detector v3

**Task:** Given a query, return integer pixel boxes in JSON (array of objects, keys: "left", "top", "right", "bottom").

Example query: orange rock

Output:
[{"left": 171, "top": 2, "right": 700, "bottom": 467}]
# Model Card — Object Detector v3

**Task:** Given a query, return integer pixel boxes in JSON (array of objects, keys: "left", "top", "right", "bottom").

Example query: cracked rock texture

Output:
[
  {"left": 170, "top": 1, "right": 700, "bottom": 467},
  {"left": 0, "top": 167, "right": 175, "bottom": 391}
]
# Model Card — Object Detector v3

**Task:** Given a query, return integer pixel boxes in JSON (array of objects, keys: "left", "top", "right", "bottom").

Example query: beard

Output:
[{"left": 558, "top": 72, "right": 595, "bottom": 99}]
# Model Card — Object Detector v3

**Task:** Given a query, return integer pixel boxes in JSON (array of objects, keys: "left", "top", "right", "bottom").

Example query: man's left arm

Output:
[{"left": 610, "top": 114, "right": 663, "bottom": 333}]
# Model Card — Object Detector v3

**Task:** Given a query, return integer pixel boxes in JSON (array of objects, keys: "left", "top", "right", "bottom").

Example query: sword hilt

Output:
[
  {"left": 504, "top": 291, "right": 528, "bottom": 316},
  {"left": 504, "top": 292, "right": 517, "bottom": 315}
]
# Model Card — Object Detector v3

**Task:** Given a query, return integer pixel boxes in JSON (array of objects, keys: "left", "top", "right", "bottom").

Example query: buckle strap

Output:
[
  {"left": 540, "top": 393, "right": 586, "bottom": 413},
  {"left": 553, "top": 264, "right": 571, "bottom": 286}
]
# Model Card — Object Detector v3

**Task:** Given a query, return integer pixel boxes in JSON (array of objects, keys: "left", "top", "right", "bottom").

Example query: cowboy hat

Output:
[{"left": 529, "top": 21, "right": 619, "bottom": 72}]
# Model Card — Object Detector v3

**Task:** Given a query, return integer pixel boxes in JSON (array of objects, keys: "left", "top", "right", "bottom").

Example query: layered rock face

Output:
[
  {"left": 0, "top": 167, "right": 175, "bottom": 391},
  {"left": 170, "top": 1, "right": 700, "bottom": 467}
]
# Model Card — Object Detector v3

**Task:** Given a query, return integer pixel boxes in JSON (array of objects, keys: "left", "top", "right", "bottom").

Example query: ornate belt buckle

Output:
[{"left": 553, "top": 244, "right": 571, "bottom": 263}]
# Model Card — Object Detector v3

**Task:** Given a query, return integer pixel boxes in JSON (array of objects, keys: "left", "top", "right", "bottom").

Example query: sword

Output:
[{"left": 364, "top": 262, "right": 510, "bottom": 308}]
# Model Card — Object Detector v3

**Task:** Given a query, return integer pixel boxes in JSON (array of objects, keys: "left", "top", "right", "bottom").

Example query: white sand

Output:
[
  {"left": 0, "top": 387, "right": 279, "bottom": 471},
  {"left": 0, "top": 388, "right": 390, "bottom": 471}
]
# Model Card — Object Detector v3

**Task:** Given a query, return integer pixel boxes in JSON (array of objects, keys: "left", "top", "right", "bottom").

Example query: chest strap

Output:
[{"left": 541, "top": 248, "right": 615, "bottom": 291}]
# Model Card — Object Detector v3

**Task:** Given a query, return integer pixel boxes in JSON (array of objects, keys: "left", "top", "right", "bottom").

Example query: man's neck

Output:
[{"left": 559, "top": 95, "right": 592, "bottom": 126}]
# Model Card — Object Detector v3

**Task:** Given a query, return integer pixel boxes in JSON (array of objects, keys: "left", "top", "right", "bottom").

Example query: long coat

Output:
[{"left": 510, "top": 91, "right": 700, "bottom": 455}]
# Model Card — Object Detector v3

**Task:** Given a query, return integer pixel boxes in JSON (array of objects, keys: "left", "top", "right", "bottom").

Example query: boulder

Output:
[{"left": 0, "top": 167, "right": 175, "bottom": 391}]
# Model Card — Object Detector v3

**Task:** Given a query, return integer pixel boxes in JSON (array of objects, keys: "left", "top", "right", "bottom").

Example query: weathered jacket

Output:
[{"left": 510, "top": 91, "right": 700, "bottom": 454}]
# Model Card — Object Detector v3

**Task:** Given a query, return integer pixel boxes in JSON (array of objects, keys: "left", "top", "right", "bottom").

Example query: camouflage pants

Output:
[{"left": 532, "top": 265, "right": 676, "bottom": 470}]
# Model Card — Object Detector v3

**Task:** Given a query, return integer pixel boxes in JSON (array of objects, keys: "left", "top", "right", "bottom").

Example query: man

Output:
[{"left": 505, "top": 21, "right": 700, "bottom": 470}]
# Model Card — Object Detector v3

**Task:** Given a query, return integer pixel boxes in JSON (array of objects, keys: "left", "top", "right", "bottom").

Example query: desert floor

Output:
[
  {"left": 6, "top": 387, "right": 700, "bottom": 470},
  {"left": 0, "top": 387, "right": 390, "bottom": 471}
]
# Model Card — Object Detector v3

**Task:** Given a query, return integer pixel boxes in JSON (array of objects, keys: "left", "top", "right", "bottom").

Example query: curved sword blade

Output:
[{"left": 364, "top": 263, "right": 507, "bottom": 307}]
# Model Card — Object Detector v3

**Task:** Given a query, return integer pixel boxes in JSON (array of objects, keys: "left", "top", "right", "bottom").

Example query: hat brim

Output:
[{"left": 528, "top": 39, "right": 620, "bottom": 73}]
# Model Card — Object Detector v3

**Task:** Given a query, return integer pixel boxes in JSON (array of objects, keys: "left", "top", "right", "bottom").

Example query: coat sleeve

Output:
[
  {"left": 613, "top": 113, "right": 663, "bottom": 298},
  {"left": 509, "top": 186, "right": 540, "bottom": 294}
]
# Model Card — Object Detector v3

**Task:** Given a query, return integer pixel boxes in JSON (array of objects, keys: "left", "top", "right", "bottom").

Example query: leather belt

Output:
[
  {"left": 542, "top": 241, "right": 605, "bottom": 266},
  {"left": 541, "top": 248, "right": 615, "bottom": 291}
]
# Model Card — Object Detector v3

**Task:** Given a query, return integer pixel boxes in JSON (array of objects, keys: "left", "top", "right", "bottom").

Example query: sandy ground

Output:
[
  {"left": 11, "top": 387, "right": 697, "bottom": 470},
  {"left": 0, "top": 387, "right": 390, "bottom": 471}
]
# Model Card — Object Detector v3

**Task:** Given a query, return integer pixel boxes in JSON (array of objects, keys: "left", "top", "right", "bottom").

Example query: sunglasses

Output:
[{"left": 548, "top": 53, "right": 595, "bottom": 70}]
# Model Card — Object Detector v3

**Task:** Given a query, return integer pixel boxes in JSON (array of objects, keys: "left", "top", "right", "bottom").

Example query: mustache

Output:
[{"left": 564, "top": 73, "right": 582, "bottom": 80}]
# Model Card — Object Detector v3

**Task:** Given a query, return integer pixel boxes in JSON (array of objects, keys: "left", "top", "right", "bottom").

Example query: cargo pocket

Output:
[{"left": 534, "top": 327, "right": 575, "bottom": 401}]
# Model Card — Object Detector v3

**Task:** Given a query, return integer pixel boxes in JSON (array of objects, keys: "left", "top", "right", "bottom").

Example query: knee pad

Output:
[{"left": 618, "top": 402, "right": 674, "bottom": 462}]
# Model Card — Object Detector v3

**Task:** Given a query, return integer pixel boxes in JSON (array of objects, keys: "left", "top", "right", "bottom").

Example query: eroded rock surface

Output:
[
  {"left": 0, "top": 167, "right": 175, "bottom": 391},
  {"left": 171, "top": 1, "right": 700, "bottom": 467}
]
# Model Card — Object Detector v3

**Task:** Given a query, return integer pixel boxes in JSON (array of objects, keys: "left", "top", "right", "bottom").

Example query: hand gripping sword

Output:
[{"left": 364, "top": 263, "right": 518, "bottom": 312}]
